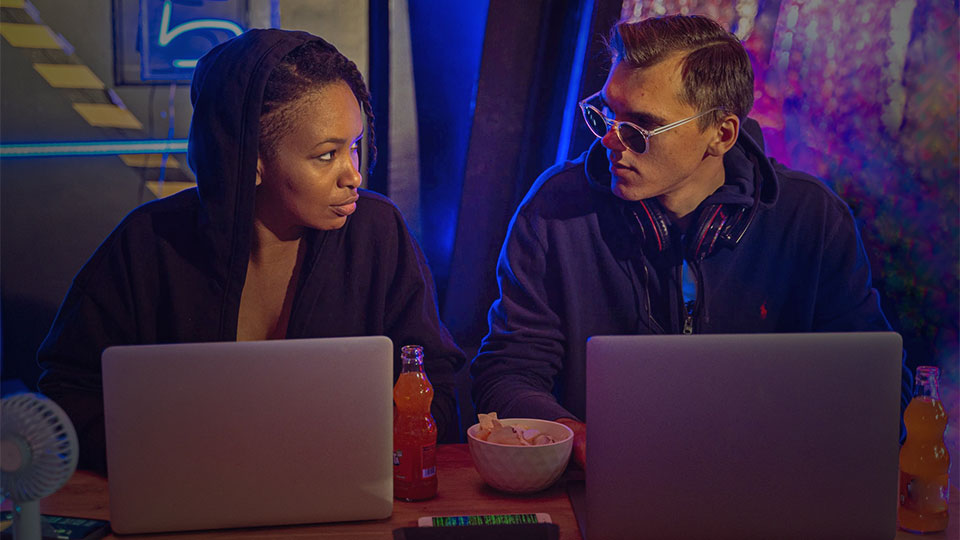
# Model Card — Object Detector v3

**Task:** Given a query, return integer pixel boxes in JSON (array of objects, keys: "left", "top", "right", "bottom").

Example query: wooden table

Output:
[
  {"left": 10, "top": 444, "right": 579, "bottom": 539},
  {"left": 7, "top": 444, "right": 958, "bottom": 539}
]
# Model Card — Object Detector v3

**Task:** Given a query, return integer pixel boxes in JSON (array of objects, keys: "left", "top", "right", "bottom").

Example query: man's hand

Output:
[{"left": 555, "top": 417, "right": 586, "bottom": 470}]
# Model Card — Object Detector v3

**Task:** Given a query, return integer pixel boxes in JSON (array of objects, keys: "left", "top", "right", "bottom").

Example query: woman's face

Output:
[{"left": 255, "top": 80, "right": 364, "bottom": 236}]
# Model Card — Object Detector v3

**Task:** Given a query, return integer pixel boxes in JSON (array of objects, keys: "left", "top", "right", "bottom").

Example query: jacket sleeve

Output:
[
  {"left": 471, "top": 209, "right": 575, "bottom": 422},
  {"left": 382, "top": 212, "right": 465, "bottom": 443},
  {"left": 812, "top": 200, "right": 913, "bottom": 430},
  {"left": 36, "top": 234, "right": 140, "bottom": 475}
]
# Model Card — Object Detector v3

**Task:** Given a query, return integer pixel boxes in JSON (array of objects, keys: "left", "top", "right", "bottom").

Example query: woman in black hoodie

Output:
[{"left": 37, "top": 29, "right": 465, "bottom": 473}]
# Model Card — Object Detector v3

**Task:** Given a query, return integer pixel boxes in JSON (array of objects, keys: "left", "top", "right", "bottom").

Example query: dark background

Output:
[{"left": 1, "top": 1, "right": 957, "bottom": 471}]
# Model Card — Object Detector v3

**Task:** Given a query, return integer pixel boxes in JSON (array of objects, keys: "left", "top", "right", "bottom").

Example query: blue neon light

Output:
[
  {"left": 158, "top": 0, "right": 243, "bottom": 46},
  {"left": 556, "top": 0, "right": 595, "bottom": 165},
  {"left": 0, "top": 139, "right": 189, "bottom": 158},
  {"left": 158, "top": 0, "right": 243, "bottom": 70},
  {"left": 138, "top": 0, "right": 247, "bottom": 82}
]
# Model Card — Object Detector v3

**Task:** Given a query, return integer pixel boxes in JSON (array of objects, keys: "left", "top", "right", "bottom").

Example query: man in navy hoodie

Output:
[{"left": 471, "top": 14, "right": 912, "bottom": 468}]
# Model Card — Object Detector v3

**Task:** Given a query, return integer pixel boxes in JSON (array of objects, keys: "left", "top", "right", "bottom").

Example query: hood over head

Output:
[
  {"left": 186, "top": 29, "right": 337, "bottom": 336},
  {"left": 188, "top": 29, "right": 335, "bottom": 267},
  {"left": 191, "top": 30, "right": 342, "bottom": 249}
]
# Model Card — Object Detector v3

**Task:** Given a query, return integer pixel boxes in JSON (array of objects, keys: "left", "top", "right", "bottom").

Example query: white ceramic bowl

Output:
[{"left": 466, "top": 418, "right": 574, "bottom": 493}]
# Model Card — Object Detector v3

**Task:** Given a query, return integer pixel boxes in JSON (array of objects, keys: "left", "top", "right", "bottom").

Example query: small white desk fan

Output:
[{"left": 1, "top": 392, "right": 79, "bottom": 540}]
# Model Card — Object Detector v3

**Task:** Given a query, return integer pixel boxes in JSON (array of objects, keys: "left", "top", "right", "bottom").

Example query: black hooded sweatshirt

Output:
[
  {"left": 472, "top": 121, "right": 912, "bottom": 428},
  {"left": 37, "top": 29, "right": 465, "bottom": 473}
]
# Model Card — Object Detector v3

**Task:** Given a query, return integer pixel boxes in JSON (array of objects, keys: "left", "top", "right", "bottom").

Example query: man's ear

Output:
[
  {"left": 706, "top": 114, "right": 740, "bottom": 156},
  {"left": 255, "top": 158, "right": 263, "bottom": 186}
]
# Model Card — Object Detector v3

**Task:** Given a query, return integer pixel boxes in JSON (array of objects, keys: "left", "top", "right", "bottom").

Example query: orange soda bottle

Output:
[
  {"left": 898, "top": 365, "right": 950, "bottom": 533},
  {"left": 393, "top": 344, "right": 438, "bottom": 500}
]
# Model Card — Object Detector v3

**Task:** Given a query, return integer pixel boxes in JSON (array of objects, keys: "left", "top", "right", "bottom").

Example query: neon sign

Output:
[{"left": 138, "top": 0, "right": 246, "bottom": 81}]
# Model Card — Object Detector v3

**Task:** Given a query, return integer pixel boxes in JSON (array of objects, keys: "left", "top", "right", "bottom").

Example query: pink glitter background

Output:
[{"left": 623, "top": 0, "right": 958, "bottom": 485}]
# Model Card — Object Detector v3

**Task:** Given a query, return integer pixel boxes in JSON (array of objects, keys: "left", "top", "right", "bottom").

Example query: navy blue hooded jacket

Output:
[
  {"left": 37, "top": 29, "right": 464, "bottom": 473},
  {"left": 471, "top": 120, "right": 912, "bottom": 425}
]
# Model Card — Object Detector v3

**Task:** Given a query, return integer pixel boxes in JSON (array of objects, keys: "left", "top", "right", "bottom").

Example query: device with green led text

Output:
[{"left": 417, "top": 513, "right": 550, "bottom": 527}]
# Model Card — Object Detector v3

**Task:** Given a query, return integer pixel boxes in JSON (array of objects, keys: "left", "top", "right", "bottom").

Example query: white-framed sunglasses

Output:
[{"left": 578, "top": 91, "right": 723, "bottom": 155}]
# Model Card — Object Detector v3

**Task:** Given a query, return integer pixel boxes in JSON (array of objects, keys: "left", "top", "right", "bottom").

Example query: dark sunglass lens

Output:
[
  {"left": 619, "top": 124, "right": 647, "bottom": 154},
  {"left": 583, "top": 108, "right": 610, "bottom": 138}
]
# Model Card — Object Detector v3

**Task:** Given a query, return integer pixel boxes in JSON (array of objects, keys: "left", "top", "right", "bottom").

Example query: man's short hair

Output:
[{"left": 609, "top": 14, "right": 754, "bottom": 127}]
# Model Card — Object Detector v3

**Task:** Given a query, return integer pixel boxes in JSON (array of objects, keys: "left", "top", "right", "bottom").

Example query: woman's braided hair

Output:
[{"left": 259, "top": 40, "right": 376, "bottom": 173}]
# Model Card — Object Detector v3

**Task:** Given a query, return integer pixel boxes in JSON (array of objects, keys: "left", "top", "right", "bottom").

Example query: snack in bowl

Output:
[
  {"left": 467, "top": 413, "right": 574, "bottom": 494},
  {"left": 475, "top": 412, "right": 557, "bottom": 446}
]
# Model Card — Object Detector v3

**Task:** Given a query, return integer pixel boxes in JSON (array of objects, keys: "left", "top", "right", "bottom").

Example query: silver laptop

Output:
[
  {"left": 102, "top": 336, "right": 394, "bottom": 534},
  {"left": 581, "top": 332, "right": 902, "bottom": 540}
]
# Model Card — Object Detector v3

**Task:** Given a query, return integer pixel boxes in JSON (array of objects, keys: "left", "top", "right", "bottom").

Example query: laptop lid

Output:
[
  {"left": 584, "top": 332, "right": 902, "bottom": 540},
  {"left": 102, "top": 336, "right": 394, "bottom": 534}
]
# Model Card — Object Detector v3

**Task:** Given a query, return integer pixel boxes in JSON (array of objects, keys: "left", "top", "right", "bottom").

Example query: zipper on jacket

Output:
[
  {"left": 682, "top": 301, "right": 695, "bottom": 334},
  {"left": 680, "top": 259, "right": 702, "bottom": 334}
]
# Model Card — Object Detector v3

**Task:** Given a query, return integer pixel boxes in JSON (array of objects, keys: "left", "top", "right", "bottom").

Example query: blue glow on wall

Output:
[
  {"left": 556, "top": 0, "right": 595, "bottom": 165},
  {"left": 409, "top": 1, "right": 490, "bottom": 301},
  {"left": 0, "top": 139, "right": 189, "bottom": 157}
]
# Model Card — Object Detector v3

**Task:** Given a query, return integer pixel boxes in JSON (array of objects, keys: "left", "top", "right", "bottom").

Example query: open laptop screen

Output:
[
  {"left": 102, "top": 336, "right": 394, "bottom": 534},
  {"left": 583, "top": 332, "right": 902, "bottom": 540}
]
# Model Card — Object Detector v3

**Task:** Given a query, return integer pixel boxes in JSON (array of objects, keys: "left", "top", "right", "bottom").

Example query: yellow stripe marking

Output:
[
  {"left": 145, "top": 181, "right": 196, "bottom": 198},
  {"left": 71, "top": 103, "right": 144, "bottom": 129},
  {"left": 33, "top": 63, "right": 105, "bottom": 89},
  {"left": 119, "top": 154, "right": 182, "bottom": 168},
  {"left": 0, "top": 23, "right": 60, "bottom": 49},
  {"left": 0, "top": 0, "right": 26, "bottom": 8}
]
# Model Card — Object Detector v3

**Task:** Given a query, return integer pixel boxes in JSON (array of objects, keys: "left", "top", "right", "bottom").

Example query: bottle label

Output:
[
  {"left": 899, "top": 470, "right": 949, "bottom": 513},
  {"left": 394, "top": 445, "right": 437, "bottom": 481},
  {"left": 422, "top": 443, "right": 436, "bottom": 478},
  {"left": 394, "top": 447, "right": 416, "bottom": 483}
]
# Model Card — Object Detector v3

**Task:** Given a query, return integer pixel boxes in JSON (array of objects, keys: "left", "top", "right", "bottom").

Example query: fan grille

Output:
[{"left": 1, "top": 393, "right": 79, "bottom": 502}]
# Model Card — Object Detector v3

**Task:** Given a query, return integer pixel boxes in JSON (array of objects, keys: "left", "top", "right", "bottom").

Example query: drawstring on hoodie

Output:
[{"left": 617, "top": 247, "right": 665, "bottom": 334}]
